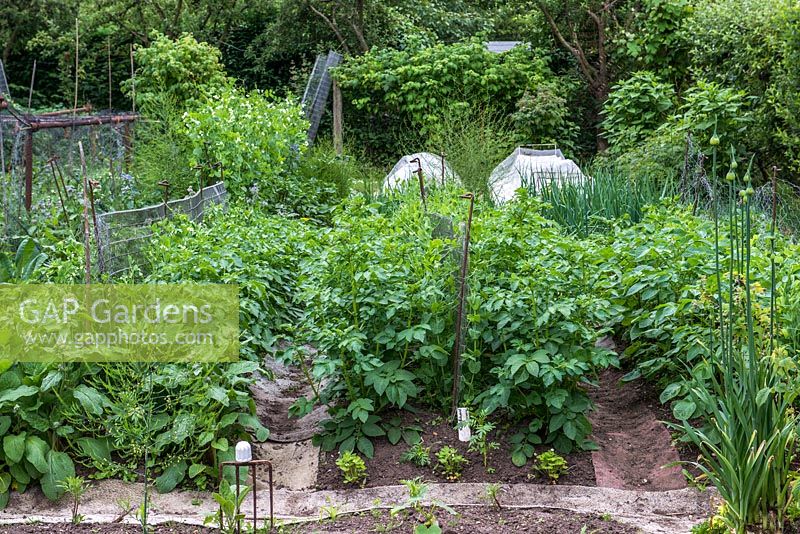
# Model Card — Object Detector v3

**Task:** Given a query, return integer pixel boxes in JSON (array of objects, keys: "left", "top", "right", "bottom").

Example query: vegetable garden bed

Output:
[{"left": 315, "top": 409, "right": 596, "bottom": 490}]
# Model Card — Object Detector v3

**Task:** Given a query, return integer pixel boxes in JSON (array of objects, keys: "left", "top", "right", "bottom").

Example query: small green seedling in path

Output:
[
  {"left": 401, "top": 440, "right": 432, "bottom": 467},
  {"left": 336, "top": 450, "right": 367, "bottom": 486},
  {"left": 58, "top": 476, "right": 90, "bottom": 524},
  {"left": 391, "top": 477, "right": 457, "bottom": 534},
  {"left": 484, "top": 483, "right": 503, "bottom": 509},
  {"left": 534, "top": 450, "right": 568, "bottom": 483},
  {"left": 204, "top": 482, "right": 251, "bottom": 534},
  {"left": 435, "top": 446, "right": 468, "bottom": 481}
]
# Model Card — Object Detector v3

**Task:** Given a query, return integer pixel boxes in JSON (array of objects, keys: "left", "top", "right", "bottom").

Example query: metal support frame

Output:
[{"left": 218, "top": 459, "right": 274, "bottom": 533}]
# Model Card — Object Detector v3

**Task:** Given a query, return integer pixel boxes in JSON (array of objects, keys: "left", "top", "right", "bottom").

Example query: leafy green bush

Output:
[
  {"left": 146, "top": 205, "right": 319, "bottom": 360},
  {"left": 671, "top": 81, "right": 751, "bottom": 150},
  {"left": 122, "top": 32, "right": 230, "bottom": 111},
  {"left": 601, "top": 71, "right": 676, "bottom": 151},
  {"left": 184, "top": 87, "right": 308, "bottom": 202},
  {"left": 334, "top": 41, "right": 552, "bottom": 159},
  {"left": 512, "top": 80, "right": 580, "bottom": 155}
]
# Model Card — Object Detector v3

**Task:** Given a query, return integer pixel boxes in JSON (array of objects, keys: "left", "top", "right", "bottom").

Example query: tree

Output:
[
  {"left": 307, "top": 0, "right": 371, "bottom": 53},
  {"left": 534, "top": 0, "right": 630, "bottom": 151}
]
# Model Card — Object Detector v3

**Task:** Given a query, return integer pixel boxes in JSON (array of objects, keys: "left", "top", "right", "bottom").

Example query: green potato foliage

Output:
[
  {"left": 146, "top": 205, "right": 320, "bottom": 360},
  {"left": 296, "top": 189, "right": 617, "bottom": 459}
]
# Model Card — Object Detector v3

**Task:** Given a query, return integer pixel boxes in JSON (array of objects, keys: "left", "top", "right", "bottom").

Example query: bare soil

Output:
[
  {"left": 283, "top": 507, "right": 637, "bottom": 533},
  {"left": 587, "top": 368, "right": 686, "bottom": 491},
  {"left": 316, "top": 410, "right": 596, "bottom": 489}
]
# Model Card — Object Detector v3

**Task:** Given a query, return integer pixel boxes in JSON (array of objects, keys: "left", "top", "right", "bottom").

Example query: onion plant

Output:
[
  {"left": 680, "top": 138, "right": 798, "bottom": 533},
  {"left": 536, "top": 167, "right": 676, "bottom": 236}
]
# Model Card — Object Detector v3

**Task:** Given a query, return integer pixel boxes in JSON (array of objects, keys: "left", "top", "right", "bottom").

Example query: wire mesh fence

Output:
[
  {"left": 301, "top": 51, "right": 342, "bottom": 144},
  {"left": 1, "top": 105, "right": 136, "bottom": 239},
  {"left": 96, "top": 181, "right": 227, "bottom": 279}
]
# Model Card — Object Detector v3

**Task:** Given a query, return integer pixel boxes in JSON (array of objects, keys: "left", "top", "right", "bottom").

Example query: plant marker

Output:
[{"left": 457, "top": 407, "right": 471, "bottom": 442}]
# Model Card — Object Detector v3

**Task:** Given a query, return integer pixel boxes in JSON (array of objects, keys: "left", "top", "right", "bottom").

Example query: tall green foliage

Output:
[
  {"left": 679, "top": 146, "right": 797, "bottom": 533},
  {"left": 334, "top": 41, "right": 555, "bottom": 160},
  {"left": 292, "top": 190, "right": 617, "bottom": 459},
  {"left": 183, "top": 87, "right": 308, "bottom": 202},
  {"left": 122, "top": 32, "right": 230, "bottom": 110}
]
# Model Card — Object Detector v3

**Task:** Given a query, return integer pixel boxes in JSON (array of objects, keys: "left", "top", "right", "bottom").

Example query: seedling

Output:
[
  {"left": 534, "top": 450, "right": 568, "bottom": 483},
  {"left": 320, "top": 503, "right": 340, "bottom": 522},
  {"left": 204, "top": 482, "right": 251, "bottom": 534},
  {"left": 58, "top": 476, "right": 90, "bottom": 524},
  {"left": 391, "top": 477, "right": 457, "bottom": 534},
  {"left": 401, "top": 440, "right": 432, "bottom": 467},
  {"left": 484, "top": 483, "right": 503, "bottom": 509},
  {"left": 466, "top": 410, "right": 499, "bottom": 472},
  {"left": 336, "top": 450, "right": 367, "bottom": 486},
  {"left": 435, "top": 446, "right": 468, "bottom": 481}
]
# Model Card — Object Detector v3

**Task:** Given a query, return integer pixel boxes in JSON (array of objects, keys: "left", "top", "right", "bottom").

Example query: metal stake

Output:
[
  {"left": 451, "top": 192, "right": 474, "bottom": 418},
  {"left": 78, "top": 141, "right": 91, "bottom": 284},
  {"left": 410, "top": 157, "right": 426, "bottom": 212},
  {"left": 47, "top": 157, "right": 69, "bottom": 223},
  {"left": 158, "top": 180, "right": 170, "bottom": 217}
]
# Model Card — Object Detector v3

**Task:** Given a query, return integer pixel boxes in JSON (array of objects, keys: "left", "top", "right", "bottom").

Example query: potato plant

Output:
[{"left": 295, "top": 190, "right": 617, "bottom": 459}]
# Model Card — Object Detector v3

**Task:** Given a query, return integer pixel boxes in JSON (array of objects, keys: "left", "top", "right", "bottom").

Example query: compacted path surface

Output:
[{"left": 588, "top": 366, "right": 686, "bottom": 491}]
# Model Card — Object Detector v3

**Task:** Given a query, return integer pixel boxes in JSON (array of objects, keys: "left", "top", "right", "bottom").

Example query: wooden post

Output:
[
  {"left": 23, "top": 131, "right": 33, "bottom": 212},
  {"left": 332, "top": 79, "right": 343, "bottom": 155},
  {"left": 73, "top": 18, "right": 79, "bottom": 112}
]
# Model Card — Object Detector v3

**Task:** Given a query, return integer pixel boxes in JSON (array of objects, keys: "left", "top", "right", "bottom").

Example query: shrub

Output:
[
  {"left": 334, "top": 41, "right": 552, "bottom": 158},
  {"left": 512, "top": 80, "right": 580, "bottom": 155},
  {"left": 122, "top": 32, "right": 230, "bottom": 111},
  {"left": 601, "top": 71, "right": 676, "bottom": 151}
]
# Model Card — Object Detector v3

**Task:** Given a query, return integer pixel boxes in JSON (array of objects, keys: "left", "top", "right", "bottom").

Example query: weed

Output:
[
  {"left": 58, "top": 476, "right": 90, "bottom": 525},
  {"left": 534, "top": 450, "right": 569, "bottom": 483},
  {"left": 320, "top": 503, "right": 340, "bottom": 522},
  {"left": 336, "top": 450, "right": 367, "bottom": 486},
  {"left": 484, "top": 483, "right": 503, "bottom": 509},
  {"left": 401, "top": 440, "right": 432, "bottom": 467},
  {"left": 466, "top": 410, "right": 499, "bottom": 472},
  {"left": 391, "top": 478, "right": 457, "bottom": 534},
  {"left": 435, "top": 446, "right": 468, "bottom": 481},
  {"left": 204, "top": 482, "right": 251, "bottom": 534}
]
